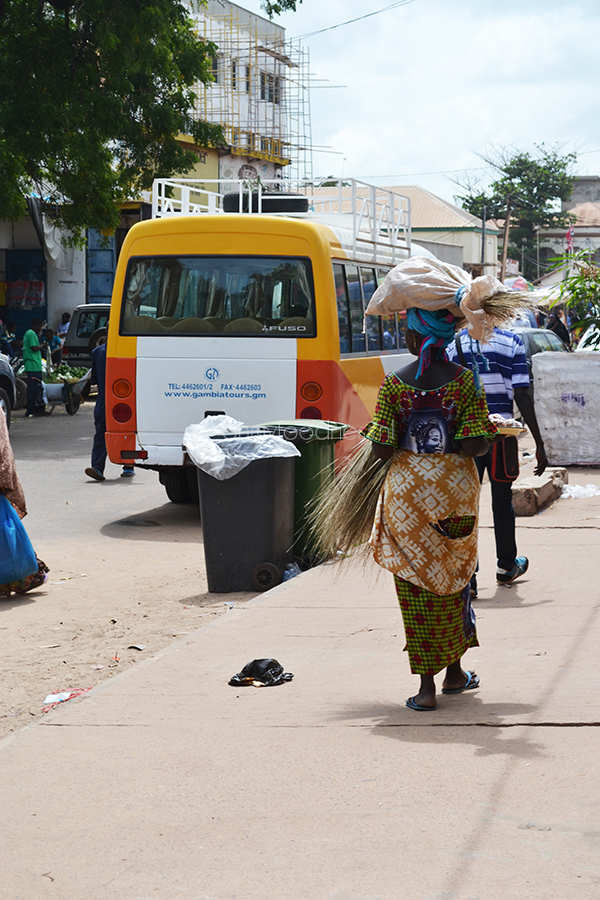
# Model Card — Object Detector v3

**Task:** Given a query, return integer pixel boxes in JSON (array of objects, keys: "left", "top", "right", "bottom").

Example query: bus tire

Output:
[
  {"left": 250, "top": 562, "right": 281, "bottom": 592},
  {"left": 160, "top": 468, "right": 198, "bottom": 504}
]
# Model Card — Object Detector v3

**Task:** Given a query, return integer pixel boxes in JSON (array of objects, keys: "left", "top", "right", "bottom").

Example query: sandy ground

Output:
[{"left": 0, "top": 403, "right": 259, "bottom": 740}]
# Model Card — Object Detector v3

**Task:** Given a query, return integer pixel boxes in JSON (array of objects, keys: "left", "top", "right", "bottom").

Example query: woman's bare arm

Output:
[
  {"left": 457, "top": 436, "right": 490, "bottom": 458},
  {"left": 370, "top": 441, "right": 395, "bottom": 461}
]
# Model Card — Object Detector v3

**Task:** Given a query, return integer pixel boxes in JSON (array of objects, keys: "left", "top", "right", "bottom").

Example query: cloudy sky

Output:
[{"left": 238, "top": 0, "right": 600, "bottom": 204}]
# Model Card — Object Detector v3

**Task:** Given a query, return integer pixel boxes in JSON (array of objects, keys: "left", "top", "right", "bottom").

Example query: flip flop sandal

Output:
[
  {"left": 406, "top": 696, "right": 436, "bottom": 711},
  {"left": 441, "top": 671, "right": 480, "bottom": 695}
]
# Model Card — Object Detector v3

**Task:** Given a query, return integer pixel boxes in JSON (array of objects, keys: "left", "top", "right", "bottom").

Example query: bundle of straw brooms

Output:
[{"left": 306, "top": 257, "right": 539, "bottom": 562}]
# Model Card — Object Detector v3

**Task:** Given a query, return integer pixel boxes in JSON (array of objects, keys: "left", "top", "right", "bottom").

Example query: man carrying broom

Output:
[{"left": 310, "top": 259, "right": 536, "bottom": 711}]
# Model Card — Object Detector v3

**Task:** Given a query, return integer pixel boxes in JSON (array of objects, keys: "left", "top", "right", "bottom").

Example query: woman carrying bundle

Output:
[{"left": 362, "top": 306, "right": 498, "bottom": 710}]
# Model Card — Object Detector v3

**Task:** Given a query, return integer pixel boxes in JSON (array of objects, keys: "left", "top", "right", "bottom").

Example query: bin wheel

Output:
[{"left": 250, "top": 563, "right": 281, "bottom": 592}]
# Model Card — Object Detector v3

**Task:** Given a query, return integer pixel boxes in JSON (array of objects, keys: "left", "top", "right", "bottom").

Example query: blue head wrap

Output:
[{"left": 406, "top": 307, "right": 457, "bottom": 378}]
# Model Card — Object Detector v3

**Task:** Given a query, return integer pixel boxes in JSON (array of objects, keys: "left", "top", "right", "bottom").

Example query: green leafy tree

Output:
[
  {"left": 551, "top": 250, "right": 600, "bottom": 347},
  {"left": 457, "top": 145, "right": 576, "bottom": 280},
  {"left": 0, "top": 0, "right": 224, "bottom": 242},
  {"left": 261, "top": 0, "right": 302, "bottom": 15}
]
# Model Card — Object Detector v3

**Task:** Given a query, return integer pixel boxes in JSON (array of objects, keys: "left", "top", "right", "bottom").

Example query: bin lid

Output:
[{"left": 260, "top": 419, "right": 349, "bottom": 443}]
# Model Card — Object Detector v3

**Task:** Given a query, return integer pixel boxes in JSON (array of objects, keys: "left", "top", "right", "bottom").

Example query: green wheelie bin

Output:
[{"left": 261, "top": 419, "right": 348, "bottom": 563}]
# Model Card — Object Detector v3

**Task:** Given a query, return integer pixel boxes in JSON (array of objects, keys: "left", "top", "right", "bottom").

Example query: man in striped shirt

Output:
[{"left": 448, "top": 327, "right": 548, "bottom": 593}]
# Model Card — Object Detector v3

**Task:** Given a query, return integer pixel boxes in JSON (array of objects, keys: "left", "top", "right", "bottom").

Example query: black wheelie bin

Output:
[{"left": 196, "top": 430, "right": 296, "bottom": 593}]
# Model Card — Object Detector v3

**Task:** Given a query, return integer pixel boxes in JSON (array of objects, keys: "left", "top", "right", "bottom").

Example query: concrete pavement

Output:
[{"left": 2, "top": 465, "right": 600, "bottom": 899}]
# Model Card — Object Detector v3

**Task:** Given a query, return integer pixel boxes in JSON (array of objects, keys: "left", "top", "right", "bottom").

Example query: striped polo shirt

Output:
[{"left": 447, "top": 328, "right": 530, "bottom": 416}]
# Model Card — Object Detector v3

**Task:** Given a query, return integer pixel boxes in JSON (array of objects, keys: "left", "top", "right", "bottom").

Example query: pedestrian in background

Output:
[
  {"left": 448, "top": 327, "right": 548, "bottom": 593},
  {"left": 85, "top": 339, "right": 134, "bottom": 481},
  {"left": 57, "top": 312, "right": 71, "bottom": 339},
  {"left": 45, "top": 329, "right": 63, "bottom": 366},
  {"left": 23, "top": 317, "right": 49, "bottom": 418},
  {"left": 547, "top": 312, "right": 571, "bottom": 349}
]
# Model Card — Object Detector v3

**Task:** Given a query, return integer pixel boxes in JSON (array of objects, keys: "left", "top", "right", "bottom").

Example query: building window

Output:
[
  {"left": 260, "top": 72, "right": 281, "bottom": 104},
  {"left": 232, "top": 60, "right": 237, "bottom": 90},
  {"left": 245, "top": 65, "right": 251, "bottom": 93}
]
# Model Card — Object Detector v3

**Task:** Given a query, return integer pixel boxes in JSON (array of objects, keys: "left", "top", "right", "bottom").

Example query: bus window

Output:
[
  {"left": 333, "top": 263, "right": 350, "bottom": 354},
  {"left": 382, "top": 314, "right": 398, "bottom": 350},
  {"left": 120, "top": 256, "right": 315, "bottom": 337},
  {"left": 346, "top": 265, "right": 365, "bottom": 353},
  {"left": 361, "top": 267, "right": 381, "bottom": 351}
]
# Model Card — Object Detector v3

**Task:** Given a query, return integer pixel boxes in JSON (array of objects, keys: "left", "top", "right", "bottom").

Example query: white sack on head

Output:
[{"left": 365, "top": 257, "right": 533, "bottom": 342}]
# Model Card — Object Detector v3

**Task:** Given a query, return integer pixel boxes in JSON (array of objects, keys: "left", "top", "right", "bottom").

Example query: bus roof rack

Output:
[{"left": 151, "top": 177, "right": 411, "bottom": 263}]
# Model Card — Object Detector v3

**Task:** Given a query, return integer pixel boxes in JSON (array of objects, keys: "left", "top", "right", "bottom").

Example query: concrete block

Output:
[{"left": 513, "top": 466, "right": 568, "bottom": 516}]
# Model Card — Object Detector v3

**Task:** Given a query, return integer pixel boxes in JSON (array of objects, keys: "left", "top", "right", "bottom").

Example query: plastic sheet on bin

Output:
[{"left": 184, "top": 415, "right": 300, "bottom": 480}]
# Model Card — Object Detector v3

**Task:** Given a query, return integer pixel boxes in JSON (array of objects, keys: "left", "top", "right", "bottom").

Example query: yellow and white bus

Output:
[{"left": 105, "top": 179, "right": 415, "bottom": 502}]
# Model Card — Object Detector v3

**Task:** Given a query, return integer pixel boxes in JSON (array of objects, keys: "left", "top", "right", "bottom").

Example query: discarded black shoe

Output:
[{"left": 229, "top": 658, "right": 293, "bottom": 687}]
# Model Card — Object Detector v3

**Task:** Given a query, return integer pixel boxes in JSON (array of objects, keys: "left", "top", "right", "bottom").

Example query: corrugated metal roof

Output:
[
  {"left": 571, "top": 202, "right": 600, "bottom": 227},
  {"left": 386, "top": 185, "right": 488, "bottom": 230}
]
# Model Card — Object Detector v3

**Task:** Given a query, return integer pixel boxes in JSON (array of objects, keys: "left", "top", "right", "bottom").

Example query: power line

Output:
[
  {"left": 293, "top": 0, "right": 419, "bottom": 40},
  {"left": 352, "top": 165, "right": 495, "bottom": 179}
]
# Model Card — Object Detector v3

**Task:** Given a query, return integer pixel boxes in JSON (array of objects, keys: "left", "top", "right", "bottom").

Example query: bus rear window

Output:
[{"left": 120, "top": 256, "right": 315, "bottom": 337}]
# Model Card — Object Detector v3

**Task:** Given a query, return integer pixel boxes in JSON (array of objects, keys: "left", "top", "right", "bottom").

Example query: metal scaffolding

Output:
[{"left": 189, "top": 2, "right": 312, "bottom": 181}]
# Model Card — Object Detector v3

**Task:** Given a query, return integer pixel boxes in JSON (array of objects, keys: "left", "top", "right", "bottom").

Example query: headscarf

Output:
[
  {"left": 0, "top": 412, "right": 27, "bottom": 518},
  {"left": 406, "top": 307, "right": 457, "bottom": 379}
]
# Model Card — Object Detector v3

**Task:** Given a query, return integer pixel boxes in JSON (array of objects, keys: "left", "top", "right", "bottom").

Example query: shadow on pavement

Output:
[
  {"left": 177, "top": 589, "right": 258, "bottom": 608},
  {"left": 100, "top": 502, "right": 200, "bottom": 543},
  {"left": 474, "top": 581, "right": 554, "bottom": 609},
  {"left": 332, "top": 699, "right": 545, "bottom": 758},
  {"left": 0, "top": 591, "right": 42, "bottom": 611}
]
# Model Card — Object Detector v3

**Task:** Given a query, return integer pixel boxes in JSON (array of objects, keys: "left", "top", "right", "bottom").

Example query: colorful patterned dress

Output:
[{"left": 362, "top": 368, "right": 496, "bottom": 675}]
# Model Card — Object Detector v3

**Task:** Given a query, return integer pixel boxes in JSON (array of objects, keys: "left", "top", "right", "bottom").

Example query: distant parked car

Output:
[
  {"left": 61, "top": 303, "right": 110, "bottom": 369},
  {"left": 0, "top": 352, "right": 17, "bottom": 429},
  {"left": 509, "top": 326, "right": 569, "bottom": 378}
]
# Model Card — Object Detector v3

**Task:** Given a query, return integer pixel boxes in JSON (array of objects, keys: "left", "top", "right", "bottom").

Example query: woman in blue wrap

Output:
[{"left": 361, "top": 306, "right": 497, "bottom": 711}]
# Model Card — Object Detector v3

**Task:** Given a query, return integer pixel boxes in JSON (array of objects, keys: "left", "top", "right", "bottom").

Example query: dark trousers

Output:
[
  {"left": 475, "top": 449, "right": 517, "bottom": 571},
  {"left": 92, "top": 412, "right": 107, "bottom": 475},
  {"left": 26, "top": 371, "right": 44, "bottom": 416}
]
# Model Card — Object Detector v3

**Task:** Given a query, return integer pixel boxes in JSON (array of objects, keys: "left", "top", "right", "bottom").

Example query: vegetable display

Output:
[{"left": 44, "top": 365, "right": 89, "bottom": 384}]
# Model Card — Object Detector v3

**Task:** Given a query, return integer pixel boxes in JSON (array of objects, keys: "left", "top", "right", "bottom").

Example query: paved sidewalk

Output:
[{"left": 2, "top": 477, "right": 600, "bottom": 900}]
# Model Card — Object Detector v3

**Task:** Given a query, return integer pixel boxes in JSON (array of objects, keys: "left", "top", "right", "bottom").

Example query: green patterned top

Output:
[{"left": 362, "top": 368, "right": 497, "bottom": 454}]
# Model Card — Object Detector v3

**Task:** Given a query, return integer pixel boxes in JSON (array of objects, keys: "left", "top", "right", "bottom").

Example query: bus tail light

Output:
[
  {"left": 113, "top": 379, "right": 132, "bottom": 398},
  {"left": 300, "top": 406, "right": 322, "bottom": 419},
  {"left": 113, "top": 403, "right": 132, "bottom": 423},
  {"left": 300, "top": 381, "right": 322, "bottom": 402},
  {"left": 121, "top": 449, "right": 148, "bottom": 460}
]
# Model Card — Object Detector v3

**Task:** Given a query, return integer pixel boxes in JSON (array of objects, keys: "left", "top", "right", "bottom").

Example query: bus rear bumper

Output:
[{"left": 106, "top": 433, "right": 185, "bottom": 467}]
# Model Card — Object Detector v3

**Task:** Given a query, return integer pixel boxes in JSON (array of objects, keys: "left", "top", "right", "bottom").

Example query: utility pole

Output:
[
  {"left": 481, "top": 204, "right": 486, "bottom": 270},
  {"left": 500, "top": 196, "right": 512, "bottom": 282}
]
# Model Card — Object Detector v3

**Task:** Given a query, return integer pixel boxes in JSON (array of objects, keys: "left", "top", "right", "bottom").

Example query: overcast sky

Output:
[{"left": 238, "top": 0, "right": 600, "bottom": 204}]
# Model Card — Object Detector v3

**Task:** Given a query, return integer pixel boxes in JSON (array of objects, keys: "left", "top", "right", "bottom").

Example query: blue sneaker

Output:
[
  {"left": 121, "top": 467, "right": 135, "bottom": 478},
  {"left": 497, "top": 556, "right": 529, "bottom": 585}
]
